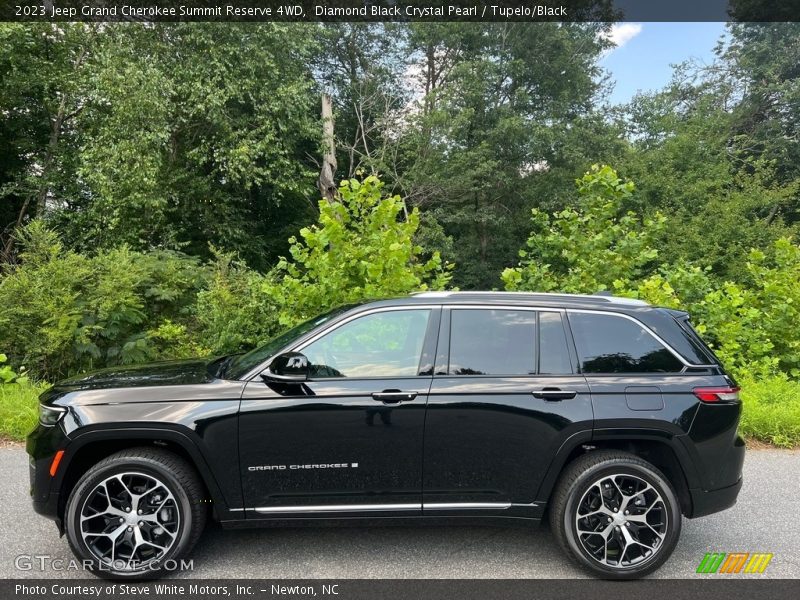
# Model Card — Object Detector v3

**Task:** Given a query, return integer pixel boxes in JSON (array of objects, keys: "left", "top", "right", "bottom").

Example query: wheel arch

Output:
[
  {"left": 537, "top": 432, "right": 698, "bottom": 517},
  {"left": 57, "top": 427, "right": 229, "bottom": 525}
]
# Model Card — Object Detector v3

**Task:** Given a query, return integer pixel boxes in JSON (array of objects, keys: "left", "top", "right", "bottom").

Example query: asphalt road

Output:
[{"left": 1, "top": 446, "right": 798, "bottom": 579}]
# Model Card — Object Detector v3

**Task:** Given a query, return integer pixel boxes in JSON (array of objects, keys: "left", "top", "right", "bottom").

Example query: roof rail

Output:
[{"left": 410, "top": 290, "right": 649, "bottom": 306}]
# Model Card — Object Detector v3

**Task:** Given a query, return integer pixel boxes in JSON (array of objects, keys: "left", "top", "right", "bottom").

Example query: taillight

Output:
[{"left": 693, "top": 386, "right": 740, "bottom": 403}]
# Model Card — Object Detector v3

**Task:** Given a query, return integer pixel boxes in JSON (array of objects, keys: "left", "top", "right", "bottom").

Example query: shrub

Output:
[
  {"left": 194, "top": 251, "right": 282, "bottom": 354},
  {"left": 270, "top": 175, "right": 453, "bottom": 328},
  {"left": 0, "top": 221, "right": 209, "bottom": 380},
  {"left": 502, "top": 165, "right": 666, "bottom": 293},
  {"left": 192, "top": 176, "right": 454, "bottom": 356},
  {"left": 505, "top": 165, "right": 800, "bottom": 384}
]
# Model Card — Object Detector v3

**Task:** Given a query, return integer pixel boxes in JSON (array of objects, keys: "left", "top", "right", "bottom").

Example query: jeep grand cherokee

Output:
[{"left": 27, "top": 292, "right": 744, "bottom": 579}]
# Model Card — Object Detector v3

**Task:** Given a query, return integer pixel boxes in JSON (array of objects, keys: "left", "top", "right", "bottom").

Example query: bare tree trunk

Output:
[{"left": 317, "top": 93, "right": 338, "bottom": 202}]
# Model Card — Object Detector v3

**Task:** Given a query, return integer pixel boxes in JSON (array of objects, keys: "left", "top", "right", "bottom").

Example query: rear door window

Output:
[
  {"left": 449, "top": 309, "right": 536, "bottom": 375},
  {"left": 568, "top": 312, "right": 684, "bottom": 374}
]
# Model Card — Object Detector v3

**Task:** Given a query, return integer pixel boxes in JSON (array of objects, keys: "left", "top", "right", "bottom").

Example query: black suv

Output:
[{"left": 27, "top": 292, "right": 744, "bottom": 579}]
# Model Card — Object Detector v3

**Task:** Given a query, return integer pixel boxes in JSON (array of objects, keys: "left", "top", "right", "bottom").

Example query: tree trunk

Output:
[{"left": 317, "top": 93, "right": 338, "bottom": 202}]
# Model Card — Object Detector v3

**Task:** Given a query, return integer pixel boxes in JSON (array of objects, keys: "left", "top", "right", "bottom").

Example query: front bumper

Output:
[{"left": 26, "top": 421, "right": 71, "bottom": 527}]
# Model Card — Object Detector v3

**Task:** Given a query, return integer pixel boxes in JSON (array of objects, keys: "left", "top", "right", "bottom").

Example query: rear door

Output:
[{"left": 422, "top": 306, "right": 593, "bottom": 517}]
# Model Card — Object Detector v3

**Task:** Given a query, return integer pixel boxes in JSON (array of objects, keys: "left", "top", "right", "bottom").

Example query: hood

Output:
[{"left": 53, "top": 358, "right": 218, "bottom": 391}]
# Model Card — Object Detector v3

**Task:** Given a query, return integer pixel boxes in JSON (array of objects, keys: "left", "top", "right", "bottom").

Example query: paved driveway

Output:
[{"left": 1, "top": 446, "right": 797, "bottom": 579}]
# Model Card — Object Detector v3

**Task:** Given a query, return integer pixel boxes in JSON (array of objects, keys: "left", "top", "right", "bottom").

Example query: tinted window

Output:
[
  {"left": 226, "top": 306, "right": 351, "bottom": 378},
  {"left": 449, "top": 310, "right": 535, "bottom": 375},
  {"left": 302, "top": 310, "right": 430, "bottom": 378},
  {"left": 539, "top": 312, "right": 572, "bottom": 374},
  {"left": 569, "top": 312, "right": 683, "bottom": 373}
]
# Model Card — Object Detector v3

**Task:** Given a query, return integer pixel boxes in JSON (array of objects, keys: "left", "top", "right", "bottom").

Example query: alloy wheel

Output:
[
  {"left": 79, "top": 472, "right": 180, "bottom": 571},
  {"left": 574, "top": 473, "right": 668, "bottom": 569}
]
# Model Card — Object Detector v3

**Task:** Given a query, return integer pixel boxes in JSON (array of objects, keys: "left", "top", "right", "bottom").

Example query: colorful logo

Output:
[{"left": 697, "top": 552, "right": 774, "bottom": 574}]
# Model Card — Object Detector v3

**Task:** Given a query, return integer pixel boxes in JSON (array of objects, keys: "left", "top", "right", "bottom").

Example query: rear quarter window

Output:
[{"left": 568, "top": 312, "right": 684, "bottom": 374}]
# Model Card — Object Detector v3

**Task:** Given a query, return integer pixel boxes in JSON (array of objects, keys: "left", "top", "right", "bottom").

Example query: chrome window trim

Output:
[
  {"left": 242, "top": 305, "right": 440, "bottom": 380},
  {"left": 243, "top": 302, "right": 715, "bottom": 380}
]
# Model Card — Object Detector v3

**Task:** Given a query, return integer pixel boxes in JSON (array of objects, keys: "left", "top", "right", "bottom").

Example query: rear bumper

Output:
[{"left": 688, "top": 476, "right": 743, "bottom": 518}]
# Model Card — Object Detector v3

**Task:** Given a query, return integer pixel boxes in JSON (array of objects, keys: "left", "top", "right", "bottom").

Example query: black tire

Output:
[
  {"left": 65, "top": 447, "right": 207, "bottom": 580},
  {"left": 549, "top": 451, "right": 682, "bottom": 579}
]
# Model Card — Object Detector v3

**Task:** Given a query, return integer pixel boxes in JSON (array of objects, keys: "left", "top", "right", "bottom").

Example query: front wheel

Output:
[
  {"left": 65, "top": 447, "right": 207, "bottom": 579},
  {"left": 549, "top": 451, "right": 682, "bottom": 579}
]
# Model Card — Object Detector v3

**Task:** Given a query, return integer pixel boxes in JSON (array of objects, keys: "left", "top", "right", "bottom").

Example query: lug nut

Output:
[
  {"left": 626, "top": 522, "right": 631, "bottom": 527},
  {"left": 125, "top": 507, "right": 131, "bottom": 512},
  {"left": 138, "top": 521, "right": 143, "bottom": 527},
  {"left": 613, "top": 508, "right": 618, "bottom": 512},
  {"left": 607, "top": 517, "right": 612, "bottom": 523},
  {"left": 118, "top": 517, "right": 124, "bottom": 523},
  {"left": 137, "top": 509, "right": 142, "bottom": 514},
  {"left": 624, "top": 510, "right": 629, "bottom": 515},
  {"left": 127, "top": 526, "right": 132, "bottom": 532}
]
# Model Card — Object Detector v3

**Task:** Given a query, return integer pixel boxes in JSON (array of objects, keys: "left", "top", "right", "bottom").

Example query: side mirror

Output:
[{"left": 262, "top": 352, "right": 309, "bottom": 382}]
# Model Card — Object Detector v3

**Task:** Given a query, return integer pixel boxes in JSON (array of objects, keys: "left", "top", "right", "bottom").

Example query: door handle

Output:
[
  {"left": 532, "top": 388, "right": 577, "bottom": 401},
  {"left": 371, "top": 390, "right": 418, "bottom": 404}
]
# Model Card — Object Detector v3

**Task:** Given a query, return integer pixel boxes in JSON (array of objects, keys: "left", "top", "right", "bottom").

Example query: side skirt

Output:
[{"left": 218, "top": 515, "right": 543, "bottom": 529}]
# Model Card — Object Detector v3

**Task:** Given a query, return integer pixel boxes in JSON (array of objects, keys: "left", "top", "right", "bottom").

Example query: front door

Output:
[
  {"left": 239, "top": 307, "right": 439, "bottom": 517},
  {"left": 422, "top": 307, "right": 593, "bottom": 517}
]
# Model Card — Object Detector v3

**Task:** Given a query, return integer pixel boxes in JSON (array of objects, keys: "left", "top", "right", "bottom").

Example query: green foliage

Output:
[
  {"left": 270, "top": 176, "right": 452, "bottom": 327},
  {"left": 626, "top": 239, "right": 800, "bottom": 381},
  {"left": 194, "top": 251, "right": 282, "bottom": 355},
  {"left": 0, "top": 221, "right": 208, "bottom": 380},
  {"left": 0, "top": 379, "right": 45, "bottom": 441},
  {"left": 739, "top": 375, "right": 800, "bottom": 448},
  {"left": 0, "top": 23, "right": 319, "bottom": 269},
  {"left": 502, "top": 165, "right": 665, "bottom": 293},
  {"left": 506, "top": 165, "right": 800, "bottom": 386},
  {"left": 0, "top": 353, "right": 27, "bottom": 384}
]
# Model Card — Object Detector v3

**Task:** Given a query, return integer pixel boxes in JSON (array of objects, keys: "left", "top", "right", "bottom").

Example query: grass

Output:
[
  {"left": 739, "top": 376, "right": 800, "bottom": 448},
  {"left": 0, "top": 380, "right": 45, "bottom": 441}
]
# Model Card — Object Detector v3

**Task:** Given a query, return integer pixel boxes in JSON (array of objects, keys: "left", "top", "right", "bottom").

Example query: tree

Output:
[
  {"left": 392, "top": 23, "right": 618, "bottom": 288},
  {"left": 502, "top": 165, "right": 665, "bottom": 293},
  {"left": 1, "top": 23, "right": 322, "bottom": 270},
  {"left": 271, "top": 175, "right": 452, "bottom": 326}
]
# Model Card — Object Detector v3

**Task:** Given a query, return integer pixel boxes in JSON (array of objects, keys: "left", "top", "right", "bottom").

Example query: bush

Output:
[
  {"left": 0, "top": 353, "right": 40, "bottom": 440},
  {"left": 502, "top": 165, "right": 666, "bottom": 293},
  {"left": 194, "top": 251, "right": 282, "bottom": 354},
  {"left": 270, "top": 176, "right": 453, "bottom": 328},
  {"left": 505, "top": 165, "right": 800, "bottom": 384},
  {"left": 739, "top": 376, "right": 800, "bottom": 448},
  {"left": 0, "top": 221, "right": 209, "bottom": 380}
]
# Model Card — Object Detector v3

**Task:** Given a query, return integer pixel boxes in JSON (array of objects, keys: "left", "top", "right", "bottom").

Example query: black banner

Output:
[
  {"left": 3, "top": 580, "right": 800, "bottom": 600},
  {"left": 2, "top": 0, "right": 800, "bottom": 22}
]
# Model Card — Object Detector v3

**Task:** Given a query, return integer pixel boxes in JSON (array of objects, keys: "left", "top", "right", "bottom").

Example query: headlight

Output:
[{"left": 38, "top": 404, "right": 66, "bottom": 426}]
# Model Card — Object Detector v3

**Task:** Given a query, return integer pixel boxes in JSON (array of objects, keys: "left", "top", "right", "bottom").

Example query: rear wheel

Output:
[
  {"left": 549, "top": 451, "right": 682, "bottom": 579},
  {"left": 65, "top": 447, "right": 206, "bottom": 579}
]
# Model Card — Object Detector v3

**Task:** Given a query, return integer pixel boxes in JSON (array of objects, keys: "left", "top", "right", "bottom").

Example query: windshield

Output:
[{"left": 225, "top": 306, "right": 351, "bottom": 379}]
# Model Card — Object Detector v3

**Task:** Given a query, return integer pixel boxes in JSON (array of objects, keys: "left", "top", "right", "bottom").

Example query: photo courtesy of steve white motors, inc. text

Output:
[{"left": 14, "top": 583, "right": 339, "bottom": 597}]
